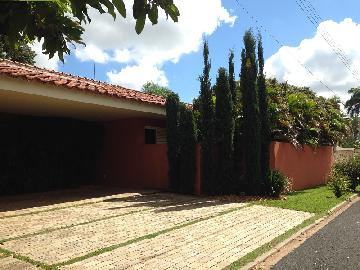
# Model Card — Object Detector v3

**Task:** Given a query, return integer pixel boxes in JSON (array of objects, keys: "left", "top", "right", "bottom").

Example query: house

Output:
[{"left": 0, "top": 59, "right": 169, "bottom": 194}]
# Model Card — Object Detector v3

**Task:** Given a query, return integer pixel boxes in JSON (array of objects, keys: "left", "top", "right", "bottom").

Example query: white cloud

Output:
[
  {"left": 75, "top": 44, "right": 110, "bottom": 63},
  {"left": 107, "top": 64, "right": 168, "bottom": 89},
  {"left": 30, "top": 40, "right": 60, "bottom": 70},
  {"left": 265, "top": 18, "right": 360, "bottom": 102},
  {"left": 73, "top": 0, "right": 236, "bottom": 89},
  {"left": 113, "top": 49, "right": 132, "bottom": 63}
]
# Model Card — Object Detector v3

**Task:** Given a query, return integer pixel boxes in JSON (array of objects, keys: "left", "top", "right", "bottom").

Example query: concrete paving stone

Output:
[
  {"left": 0, "top": 192, "right": 143, "bottom": 218},
  {"left": 0, "top": 193, "right": 196, "bottom": 240},
  {"left": 62, "top": 205, "right": 312, "bottom": 270},
  {"left": 3, "top": 197, "right": 245, "bottom": 265},
  {"left": 0, "top": 256, "right": 37, "bottom": 270}
]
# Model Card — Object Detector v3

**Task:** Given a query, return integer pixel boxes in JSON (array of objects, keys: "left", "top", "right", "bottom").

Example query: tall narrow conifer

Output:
[
  {"left": 199, "top": 41, "right": 215, "bottom": 194},
  {"left": 178, "top": 105, "right": 197, "bottom": 194},
  {"left": 240, "top": 30, "right": 261, "bottom": 194},
  {"left": 165, "top": 93, "right": 180, "bottom": 191},
  {"left": 257, "top": 34, "right": 271, "bottom": 189},
  {"left": 215, "top": 67, "right": 234, "bottom": 193}
]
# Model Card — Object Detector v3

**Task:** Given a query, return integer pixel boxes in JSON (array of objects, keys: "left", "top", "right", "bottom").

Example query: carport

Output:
[{"left": 0, "top": 60, "right": 169, "bottom": 195}]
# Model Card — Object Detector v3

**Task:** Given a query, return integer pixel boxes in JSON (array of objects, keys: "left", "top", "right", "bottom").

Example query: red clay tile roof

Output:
[{"left": 0, "top": 59, "right": 166, "bottom": 106}]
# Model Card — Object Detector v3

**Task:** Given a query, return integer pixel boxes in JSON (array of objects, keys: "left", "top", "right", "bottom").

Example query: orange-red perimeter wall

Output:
[
  {"left": 98, "top": 119, "right": 333, "bottom": 192},
  {"left": 98, "top": 118, "right": 169, "bottom": 189},
  {"left": 270, "top": 141, "right": 333, "bottom": 190}
]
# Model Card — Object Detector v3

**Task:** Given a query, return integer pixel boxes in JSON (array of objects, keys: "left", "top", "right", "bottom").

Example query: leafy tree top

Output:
[
  {"left": 0, "top": 1, "right": 179, "bottom": 62},
  {"left": 141, "top": 81, "right": 173, "bottom": 98},
  {"left": 346, "top": 87, "right": 360, "bottom": 117},
  {"left": 267, "top": 78, "right": 348, "bottom": 146},
  {"left": 0, "top": 36, "right": 36, "bottom": 65}
]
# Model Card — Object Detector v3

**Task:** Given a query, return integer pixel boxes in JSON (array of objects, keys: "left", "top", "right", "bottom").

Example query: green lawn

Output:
[{"left": 255, "top": 185, "right": 354, "bottom": 214}]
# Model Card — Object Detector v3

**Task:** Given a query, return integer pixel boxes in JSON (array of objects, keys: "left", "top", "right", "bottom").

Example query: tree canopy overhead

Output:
[
  {"left": 0, "top": 0, "right": 179, "bottom": 62},
  {"left": 0, "top": 35, "right": 36, "bottom": 65},
  {"left": 346, "top": 87, "right": 360, "bottom": 117},
  {"left": 141, "top": 81, "right": 173, "bottom": 98}
]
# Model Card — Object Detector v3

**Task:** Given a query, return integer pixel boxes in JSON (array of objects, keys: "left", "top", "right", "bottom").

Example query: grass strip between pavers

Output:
[
  {"left": 0, "top": 204, "right": 249, "bottom": 269},
  {"left": 52, "top": 204, "right": 250, "bottom": 268},
  {"left": 0, "top": 247, "right": 56, "bottom": 270},
  {"left": 0, "top": 197, "right": 202, "bottom": 243},
  {"left": 0, "top": 209, "right": 144, "bottom": 244},
  {"left": 0, "top": 191, "right": 161, "bottom": 220},
  {"left": 0, "top": 201, "right": 100, "bottom": 220},
  {"left": 222, "top": 215, "right": 319, "bottom": 270}
]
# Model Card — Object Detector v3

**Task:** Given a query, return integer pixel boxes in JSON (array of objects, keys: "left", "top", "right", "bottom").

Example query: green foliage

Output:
[
  {"left": 142, "top": 81, "right": 173, "bottom": 98},
  {"left": 332, "top": 155, "right": 360, "bottom": 191},
  {"left": 240, "top": 30, "right": 261, "bottom": 194},
  {"left": 345, "top": 87, "right": 360, "bottom": 117},
  {"left": 257, "top": 35, "right": 271, "bottom": 186},
  {"left": 214, "top": 67, "right": 234, "bottom": 192},
  {"left": 165, "top": 92, "right": 180, "bottom": 191},
  {"left": 265, "top": 170, "right": 290, "bottom": 197},
  {"left": 341, "top": 117, "right": 359, "bottom": 148},
  {"left": 327, "top": 170, "right": 350, "bottom": 198},
  {"left": 0, "top": 1, "right": 179, "bottom": 61},
  {"left": 0, "top": 35, "right": 36, "bottom": 64},
  {"left": 178, "top": 105, "right": 197, "bottom": 194},
  {"left": 199, "top": 41, "right": 215, "bottom": 194},
  {"left": 267, "top": 79, "right": 348, "bottom": 147},
  {"left": 228, "top": 50, "right": 236, "bottom": 103}
]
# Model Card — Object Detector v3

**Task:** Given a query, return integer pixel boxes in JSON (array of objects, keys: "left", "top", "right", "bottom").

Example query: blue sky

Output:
[{"left": 33, "top": 0, "right": 360, "bottom": 103}]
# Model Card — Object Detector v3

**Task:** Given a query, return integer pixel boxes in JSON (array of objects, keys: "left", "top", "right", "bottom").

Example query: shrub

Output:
[
  {"left": 265, "top": 170, "right": 291, "bottom": 197},
  {"left": 333, "top": 155, "right": 360, "bottom": 191},
  {"left": 327, "top": 171, "right": 350, "bottom": 198}
]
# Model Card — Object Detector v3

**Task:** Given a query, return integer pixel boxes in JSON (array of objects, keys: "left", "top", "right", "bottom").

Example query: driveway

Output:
[
  {"left": 0, "top": 188, "right": 312, "bottom": 270},
  {"left": 272, "top": 200, "right": 360, "bottom": 270}
]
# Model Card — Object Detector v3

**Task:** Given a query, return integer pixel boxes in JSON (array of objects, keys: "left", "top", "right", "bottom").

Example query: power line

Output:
[
  {"left": 295, "top": 0, "right": 360, "bottom": 82},
  {"left": 297, "top": 0, "right": 358, "bottom": 78},
  {"left": 234, "top": 0, "right": 346, "bottom": 106}
]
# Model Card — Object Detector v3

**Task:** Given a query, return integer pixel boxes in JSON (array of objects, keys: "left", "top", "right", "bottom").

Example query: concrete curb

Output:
[{"left": 241, "top": 193, "right": 360, "bottom": 270}]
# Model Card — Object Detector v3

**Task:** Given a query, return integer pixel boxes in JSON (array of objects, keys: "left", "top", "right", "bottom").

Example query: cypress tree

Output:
[
  {"left": 240, "top": 30, "right": 261, "bottom": 195},
  {"left": 229, "top": 50, "right": 236, "bottom": 103},
  {"left": 215, "top": 67, "right": 234, "bottom": 193},
  {"left": 231, "top": 52, "right": 243, "bottom": 187},
  {"left": 165, "top": 92, "right": 180, "bottom": 191},
  {"left": 199, "top": 41, "right": 215, "bottom": 194},
  {"left": 178, "top": 104, "right": 197, "bottom": 194},
  {"left": 257, "top": 34, "right": 271, "bottom": 191}
]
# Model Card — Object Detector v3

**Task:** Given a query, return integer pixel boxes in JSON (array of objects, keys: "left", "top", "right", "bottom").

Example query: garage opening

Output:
[{"left": 0, "top": 113, "right": 104, "bottom": 195}]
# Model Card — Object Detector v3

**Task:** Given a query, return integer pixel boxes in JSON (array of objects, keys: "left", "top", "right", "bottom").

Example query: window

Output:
[
  {"left": 144, "top": 127, "right": 167, "bottom": 144},
  {"left": 145, "top": 128, "right": 156, "bottom": 144}
]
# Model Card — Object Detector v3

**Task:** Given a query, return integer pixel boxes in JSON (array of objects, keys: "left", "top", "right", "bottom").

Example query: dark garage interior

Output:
[{"left": 0, "top": 113, "right": 104, "bottom": 195}]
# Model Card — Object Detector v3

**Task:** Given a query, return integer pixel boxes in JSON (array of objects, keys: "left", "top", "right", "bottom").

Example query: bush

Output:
[
  {"left": 327, "top": 171, "right": 350, "bottom": 198},
  {"left": 333, "top": 155, "right": 360, "bottom": 191},
  {"left": 265, "top": 170, "right": 291, "bottom": 197}
]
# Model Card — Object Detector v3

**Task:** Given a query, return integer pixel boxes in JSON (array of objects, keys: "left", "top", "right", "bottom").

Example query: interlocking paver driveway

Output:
[
  {"left": 0, "top": 189, "right": 313, "bottom": 270},
  {"left": 0, "top": 256, "right": 37, "bottom": 270}
]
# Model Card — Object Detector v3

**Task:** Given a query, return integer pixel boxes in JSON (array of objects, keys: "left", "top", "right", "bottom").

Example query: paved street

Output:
[
  {"left": 273, "top": 200, "right": 360, "bottom": 270},
  {"left": 0, "top": 188, "right": 312, "bottom": 270}
]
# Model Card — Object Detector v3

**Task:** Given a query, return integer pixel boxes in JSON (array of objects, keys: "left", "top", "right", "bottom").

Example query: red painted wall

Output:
[
  {"left": 98, "top": 121, "right": 333, "bottom": 192},
  {"left": 270, "top": 141, "right": 333, "bottom": 190},
  {"left": 194, "top": 142, "right": 333, "bottom": 193},
  {"left": 98, "top": 118, "right": 169, "bottom": 189}
]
